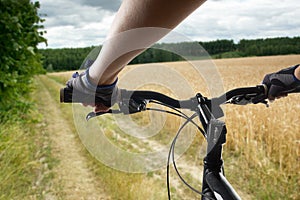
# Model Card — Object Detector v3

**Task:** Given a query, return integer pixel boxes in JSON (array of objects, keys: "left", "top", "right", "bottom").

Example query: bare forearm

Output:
[
  {"left": 109, "top": 0, "right": 206, "bottom": 34},
  {"left": 89, "top": 0, "right": 206, "bottom": 85}
]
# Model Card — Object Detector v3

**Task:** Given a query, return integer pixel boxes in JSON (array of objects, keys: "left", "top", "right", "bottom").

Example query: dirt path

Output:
[
  {"left": 35, "top": 74, "right": 252, "bottom": 200},
  {"left": 37, "top": 76, "right": 110, "bottom": 200}
]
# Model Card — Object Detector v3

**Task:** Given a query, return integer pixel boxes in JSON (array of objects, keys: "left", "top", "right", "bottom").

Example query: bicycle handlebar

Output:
[
  {"left": 60, "top": 84, "right": 300, "bottom": 120},
  {"left": 60, "top": 85, "right": 268, "bottom": 106}
]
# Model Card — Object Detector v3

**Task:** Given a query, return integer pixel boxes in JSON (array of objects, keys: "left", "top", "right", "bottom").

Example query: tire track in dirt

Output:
[
  {"left": 38, "top": 73, "right": 251, "bottom": 200},
  {"left": 37, "top": 76, "right": 110, "bottom": 200}
]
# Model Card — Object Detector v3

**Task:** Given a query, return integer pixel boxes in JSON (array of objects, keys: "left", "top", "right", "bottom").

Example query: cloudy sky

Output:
[{"left": 37, "top": 0, "right": 300, "bottom": 49}]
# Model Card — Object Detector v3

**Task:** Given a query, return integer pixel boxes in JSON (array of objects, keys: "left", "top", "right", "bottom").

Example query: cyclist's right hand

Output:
[
  {"left": 65, "top": 69, "right": 119, "bottom": 112},
  {"left": 262, "top": 64, "right": 300, "bottom": 100}
]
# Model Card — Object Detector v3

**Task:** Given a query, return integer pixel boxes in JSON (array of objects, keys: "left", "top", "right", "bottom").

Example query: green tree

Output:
[
  {"left": 40, "top": 46, "right": 96, "bottom": 71},
  {"left": 0, "top": 0, "right": 46, "bottom": 117}
]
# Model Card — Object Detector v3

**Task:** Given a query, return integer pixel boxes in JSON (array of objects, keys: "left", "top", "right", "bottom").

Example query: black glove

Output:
[
  {"left": 66, "top": 69, "right": 119, "bottom": 107},
  {"left": 262, "top": 64, "right": 300, "bottom": 99}
]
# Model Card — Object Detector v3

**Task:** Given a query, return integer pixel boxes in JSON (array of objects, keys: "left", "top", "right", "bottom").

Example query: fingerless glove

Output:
[
  {"left": 66, "top": 69, "right": 119, "bottom": 107},
  {"left": 263, "top": 64, "right": 300, "bottom": 98}
]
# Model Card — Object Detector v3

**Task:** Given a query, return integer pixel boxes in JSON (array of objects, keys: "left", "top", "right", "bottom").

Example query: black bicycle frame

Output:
[{"left": 195, "top": 93, "right": 241, "bottom": 200}]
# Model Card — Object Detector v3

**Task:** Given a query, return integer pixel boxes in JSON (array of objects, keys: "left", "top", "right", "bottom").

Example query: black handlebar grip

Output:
[
  {"left": 290, "top": 86, "right": 300, "bottom": 93},
  {"left": 60, "top": 87, "right": 95, "bottom": 103},
  {"left": 60, "top": 87, "right": 73, "bottom": 103},
  {"left": 60, "top": 87, "right": 111, "bottom": 105}
]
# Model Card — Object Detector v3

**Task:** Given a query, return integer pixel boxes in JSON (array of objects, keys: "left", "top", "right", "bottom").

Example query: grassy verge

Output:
[{"left": 0, "top": 85, "right": 56, "bottom": 199}]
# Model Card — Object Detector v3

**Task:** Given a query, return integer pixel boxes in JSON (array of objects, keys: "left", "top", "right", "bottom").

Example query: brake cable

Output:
[
  {"left": 145, "top": 101, "right": 214, "bottom": 200},
  {"left": 85, "top": 97, "right": 217, "bottom": 199},
  {"left": 167, "top": 113, "right": 215, "bottom": 200},
  {"left": 148, "top": 100, "right": 205, "bottom": 136}
]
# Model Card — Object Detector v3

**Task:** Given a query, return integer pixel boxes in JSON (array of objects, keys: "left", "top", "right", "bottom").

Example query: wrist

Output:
[
  {"left": 294, "top": 64, "right": 300, "bottom": 81},
  {"left": 88, "top": 71, "right": 117, "bottom": 86},
  {"left": 98, "top": 76, "right": 118, "bottom": 86},
  {"left": 97, "top": 78, "right": 118, "bottom": 89},
  {"left": 85, "top": 69, "right": 118, "bottom": 88}
]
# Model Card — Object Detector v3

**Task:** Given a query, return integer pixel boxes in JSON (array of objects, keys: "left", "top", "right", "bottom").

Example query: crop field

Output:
[{"left": 33, "top": 55, "right": 299, "bottom": 200}]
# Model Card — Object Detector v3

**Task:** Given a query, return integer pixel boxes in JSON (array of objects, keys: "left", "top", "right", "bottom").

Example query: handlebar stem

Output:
[
  {"left": 201, "top": 119, "right": 227, "bottom": 200},
  {"left": 195, "top": 93, "right": 219, "bottom": 132}
]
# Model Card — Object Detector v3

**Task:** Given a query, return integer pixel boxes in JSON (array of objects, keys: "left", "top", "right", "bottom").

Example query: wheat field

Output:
[
  {"left": 50, "top": 54, "right": 299, "bottom": 199},
  {"left": 214, "top": 55, "right": 299, "bottom": 199}
]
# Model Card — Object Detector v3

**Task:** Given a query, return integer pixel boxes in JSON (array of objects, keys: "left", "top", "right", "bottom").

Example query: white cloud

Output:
[
  {"left": 38, "top": 0, "right": 300, "bottom": 48},
  {"left": 176, "top": 0, "right": 300, "bottom": 42}
]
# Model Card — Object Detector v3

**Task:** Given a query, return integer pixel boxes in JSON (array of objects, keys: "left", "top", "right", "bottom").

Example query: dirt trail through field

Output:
[{"left": 37, "top": 76, "right": 110, "bottom": 200}]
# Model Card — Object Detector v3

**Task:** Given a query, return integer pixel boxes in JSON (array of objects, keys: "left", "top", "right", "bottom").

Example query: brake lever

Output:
[
  {"left": 228, "top": 95, "right": 250, "bottom": 105},
  {"left": 252, "top": 94, "right": 269, "bottom": 107},
  {"left": 227, "top": 93, "right": 269, "bottom": 107},
  {"left": 85, "top": 99, "right": 147, "bottom": 121},
  {"left": 86, "top": 109, "right": 122, "bottom": 121}
]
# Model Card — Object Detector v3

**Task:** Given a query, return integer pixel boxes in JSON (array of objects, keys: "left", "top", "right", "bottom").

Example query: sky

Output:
[{"left": 37, "top": 0, "right": 300, "bottom": 49}]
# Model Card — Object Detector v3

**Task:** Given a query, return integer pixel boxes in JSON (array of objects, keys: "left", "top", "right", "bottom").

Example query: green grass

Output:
[{"left": 0, "top": 89, "right": 56, "bottom": 199}]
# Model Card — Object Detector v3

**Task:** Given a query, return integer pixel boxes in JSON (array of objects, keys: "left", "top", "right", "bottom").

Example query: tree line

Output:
[{"left": 39, "top": 36, "right": 300, "bottom": 72}]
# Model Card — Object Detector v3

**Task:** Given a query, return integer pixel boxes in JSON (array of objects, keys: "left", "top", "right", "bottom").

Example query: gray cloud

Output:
[
  {"left": 40, "top": 0, "right": 121, "bottom": 17},
  {"left": 78, "top": 0, "right": 121, "bottom": 11},
  {"left": 39, "top": 0, "right": 114, "bottom": 28}
]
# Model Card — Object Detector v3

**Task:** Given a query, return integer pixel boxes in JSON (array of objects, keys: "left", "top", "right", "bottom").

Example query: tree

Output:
[{"left": 0, "top": 0, "right": 46, "bottom": 116}]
